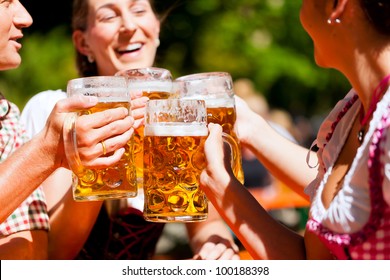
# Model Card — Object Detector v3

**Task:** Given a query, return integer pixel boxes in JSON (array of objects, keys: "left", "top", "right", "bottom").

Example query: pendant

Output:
[{"left": 357, "top": 129, "right": 364, "bottom": 143}]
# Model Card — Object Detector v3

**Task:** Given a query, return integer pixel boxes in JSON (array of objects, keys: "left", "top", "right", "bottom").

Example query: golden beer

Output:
[
  {"left": 143, "top": 123, "right": 208, "bottom": 222},
  {"left": 64, "top": 76, "right": 137, "bottom": 201},
  {"left": 116, "top": 67, "right": 173, "bottom": 188},
  {"left": 71, "top": 100, "right": 137, "bottom": 201},
  {"left": 133, "top": 89, "right": 171, "bottom": 187},
  {"left": 174, "top": 72, "right": 245, "bottom": 184}
]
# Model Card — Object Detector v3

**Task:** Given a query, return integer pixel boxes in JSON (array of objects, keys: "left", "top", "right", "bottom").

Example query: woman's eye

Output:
[
  {"left": 132, "top": 8, "right": 146, "bottom": 14},
  {"left": 131, "top": 3, "right": 148, "bottom": 15},
  {"left": 102, "top": 15, "right": 116, "bottom": 21},
  {"left": 96, "top": 10, "right": 118, "bottom": 22}
]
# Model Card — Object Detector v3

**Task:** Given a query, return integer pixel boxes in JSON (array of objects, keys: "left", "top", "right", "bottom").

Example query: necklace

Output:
[{"left": 357, "top": 74, "right": 390, "bottom": 143}]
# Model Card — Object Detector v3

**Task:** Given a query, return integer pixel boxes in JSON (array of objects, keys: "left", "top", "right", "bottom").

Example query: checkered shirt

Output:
[{"left": 0, "top": 98, "right": 49, "bottom": 236}]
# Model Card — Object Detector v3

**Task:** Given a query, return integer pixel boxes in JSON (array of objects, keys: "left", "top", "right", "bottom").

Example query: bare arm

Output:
[
  {"left": 44, "top": 95, "right": 147, "bottom": 259},
  {"left": 1, "top": 94, "right": 134, "bottom": 223},
  {"left": 10, "top": 92, "right": 146, "bottom": 259},
  {"left": 200, "top": 124, "right": 306, "bottom": 259},
  {"left": 0, "top": 230, "right": 48, "bottom": 260},
  {"left": 0, "top": 95, "right": 100, "bottom": 222},
  {"left": 235, "top": 96, "right": 316, "bottom": 197},
  {"left": 44, "top": 96, "right": 143, "bottom": 259},
  {"left": 0, "top": 136, "right": 58, "bottom": 222}
]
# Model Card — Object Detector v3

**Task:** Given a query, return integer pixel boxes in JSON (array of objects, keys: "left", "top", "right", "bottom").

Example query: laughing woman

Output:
[
  {"left": 0, "top": 0, "right": 132, "bottom": 259},
  {"left": 21, "top": 0, "right": 239, "bottom": 260}
]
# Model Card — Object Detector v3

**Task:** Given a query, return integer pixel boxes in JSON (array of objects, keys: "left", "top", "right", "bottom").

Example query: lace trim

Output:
[{"left": 307, "top": 100, "right": 389, "bottom": 248}]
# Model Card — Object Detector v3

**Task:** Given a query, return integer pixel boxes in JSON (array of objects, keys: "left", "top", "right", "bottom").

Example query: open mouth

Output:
[{"left": 117, "top": 43, "right": 143, "bottom": 54}]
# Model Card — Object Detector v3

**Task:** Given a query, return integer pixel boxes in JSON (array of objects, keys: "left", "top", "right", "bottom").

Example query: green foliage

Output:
[
  {"left": 157, "top": 0, "right": 350, "bottom": 117},
  {"left": 0, "top": 1, "right": 350, "bottom": 119},
  {"left": 0, "top": 27, "right": 76, "bottom": 109}
]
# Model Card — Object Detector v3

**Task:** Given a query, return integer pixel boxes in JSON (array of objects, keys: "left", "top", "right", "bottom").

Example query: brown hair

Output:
[{"left": 361, "top": 0, "right": 390, "bottom": 36}]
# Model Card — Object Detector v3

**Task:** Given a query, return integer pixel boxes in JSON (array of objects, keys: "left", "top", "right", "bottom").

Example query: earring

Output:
[
  {"left": 155, "top": 38, "right": 160, "bottom": 47},
  {"left": 327, "top": 18, "right": 341, "bottom": 24},
  {"left": 87, "top": 54, "right": 95, "bottom": 63}
]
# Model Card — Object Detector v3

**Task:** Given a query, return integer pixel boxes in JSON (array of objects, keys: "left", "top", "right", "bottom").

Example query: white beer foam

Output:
[
  {"left": 205, "top": 98, "right": 234, "bottom": 108},
  {"left": 98, "top": 97, "right": 129, "bottom": 102},
  {"left": 145, "top": 123, "right": 208, "bottom": 137},
  {"left": 71, "top": 87, "right": 128, "bottom": 100},
  {"left": 181, "top": 96, "right": 234, "bottom": 108},
  {"left": 128, "top": 81, "right": 172, "bottom": 92}
]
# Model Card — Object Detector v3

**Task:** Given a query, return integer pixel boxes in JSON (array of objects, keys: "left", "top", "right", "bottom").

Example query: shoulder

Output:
[
  {"left": 21, "top": 89, "right": 66, "bottom": 119},
  {"left": 324, "top": 89, "right": 358, "bottom": 125},
  {"left": 316, "top": 89, "right": 359, "bottom": 146},
  {"left": 20, "top": 90, "right": 66, "bottom": 137},
  {"left": 24, "top": 90, "right": 66, "bottom": 109}
]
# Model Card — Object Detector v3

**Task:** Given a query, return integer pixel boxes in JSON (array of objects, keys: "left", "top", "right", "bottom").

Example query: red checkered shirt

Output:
[{"left": 0, "top": 98, "right": 49, "bottom": 236}]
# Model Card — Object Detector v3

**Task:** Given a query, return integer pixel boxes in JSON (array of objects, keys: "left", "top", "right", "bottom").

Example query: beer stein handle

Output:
[
  {"left": 221, "top": 132, "right": 241, "bottom": 180},
  {"left": 63, "top": 112, "right": 85, "bottom": 176}
]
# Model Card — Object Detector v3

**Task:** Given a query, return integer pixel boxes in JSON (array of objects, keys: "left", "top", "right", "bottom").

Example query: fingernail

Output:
[
  {"left": 134, "top": 90, "right": 143, "bottom": 98},
  {"left": 87, "top": 96, "right": 98, "bottom": 103},
  {"left": 123, "top": 107, "right": 129, "bottom": 115}
]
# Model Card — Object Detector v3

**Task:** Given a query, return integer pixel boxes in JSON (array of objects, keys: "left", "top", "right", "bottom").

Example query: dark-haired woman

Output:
[{"left": 201, "top": 0, "right": 390, "bottom": 259}]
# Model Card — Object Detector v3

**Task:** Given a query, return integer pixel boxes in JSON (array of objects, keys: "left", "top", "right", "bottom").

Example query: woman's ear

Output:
[
  {"left": 329, "top": 0, "right": 348, "bottom": 22},
  {"left": 72, "top": 30, "right": 91, "bottom": 57}
]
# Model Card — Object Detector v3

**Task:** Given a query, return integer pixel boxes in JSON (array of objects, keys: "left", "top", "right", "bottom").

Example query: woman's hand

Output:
[
  {"left": 200, "top": 123, "right": 234, "bottom": 197},
  {"left": 74, "top": 106, "right": 134, "bottom": 168},
  {"left": 130, "top": 93, "right": 149, "bottom": 129},
  {"left": 41, "top": 95, "right": 134, "bottom": 169},
  {"left": 192, "top": 235, "right": 240, "bottom": 260},
  {"left": 234, "top": 95, "right": 267, "bottom": 146}
]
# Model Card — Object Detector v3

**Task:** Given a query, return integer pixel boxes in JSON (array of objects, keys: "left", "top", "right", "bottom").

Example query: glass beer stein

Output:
[
  {"left": 63, "top": 76, "right": 137, "bottom": 201},
  {"left": 115, "top": 67, "right": 173, "bottom": 188},
  {"left": 174, "top": 72, "right": 245, "bottom": 184},
  {"left": 143, "top": 99, "right": 240, "bottom": 223}
]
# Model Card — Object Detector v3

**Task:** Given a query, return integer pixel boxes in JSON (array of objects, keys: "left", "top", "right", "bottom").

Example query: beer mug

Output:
[
  {"left": 143, "top": 99, "right": 240, "bottom": 222},
  {"left": 115, "top": 67, "right": 173, "bottom": 188},
  {"left": 174, "top": 72, "right": 245, "bottom": 184},
  {"left": 63, "top": 76, "right": 137, "bottom": 201}
]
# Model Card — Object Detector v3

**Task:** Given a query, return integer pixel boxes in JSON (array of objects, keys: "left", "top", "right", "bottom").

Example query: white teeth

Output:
[{"left": 123, "top": 43, "right": 142, "bottom": 52}]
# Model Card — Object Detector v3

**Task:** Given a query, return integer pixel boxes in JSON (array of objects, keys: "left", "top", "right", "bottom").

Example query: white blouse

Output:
[{"left": 305, "top": 88, "right": 390, "bottom": 234}]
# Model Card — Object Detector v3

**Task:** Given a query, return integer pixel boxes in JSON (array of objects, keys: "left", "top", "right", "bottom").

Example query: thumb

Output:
[{"left": 55, "top": 95, "right": 99, "bottom": 113}]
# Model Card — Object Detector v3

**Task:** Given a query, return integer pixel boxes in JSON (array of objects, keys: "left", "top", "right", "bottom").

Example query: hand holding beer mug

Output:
[
  {"left": 63, "top": 76, "right": 137, "bottom": 201},
  {"left": 174, "top": 72, "right": 245, "bottom": 184},
  {"left": 116, "top": 67, "right": 173, "bottom": 187},
  {"left": 143, "top": 99, "right": 240, "bottom": 222}
]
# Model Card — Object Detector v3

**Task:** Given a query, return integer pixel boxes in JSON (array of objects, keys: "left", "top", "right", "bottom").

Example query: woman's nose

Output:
[{"left": 120, "top": 16, "right": 137, "bottom": 33}]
